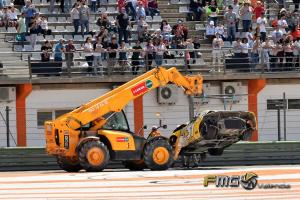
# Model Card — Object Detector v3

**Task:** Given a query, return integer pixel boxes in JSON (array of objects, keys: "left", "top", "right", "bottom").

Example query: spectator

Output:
[
  {"left": 118, "top": 41, "right": 128, "bottom": 72},
  {"left": 70, "top": 3, "right": 80, "bottom": 35},
  {"left": 131, "top": 40, "right": 142, "bottom": 75},
  {"left": 117, "top": 0, "right": 126, "bottom": 12},
  {"left": 253, "top": 1, "right": 265, "bottom": 20},
  {"left": 125, "top": 0, "right": 137, "bottom": 21},
  {"left": 144, "top": 39, "right": 155, "bottom": 71},
  {"left": 79, "top": 0, "right": 90, "bottom": 36},
  {"left": 240, "top": 0, "right": 253, "bottom": 33},
  {"left": 190, "top": 0, "right": 203, "bottom": 21},
  {"left": 140, "top": 0, "right": 149, "bottom": 15},
  {"left": 261, "top": 37, "right": 272, "bottom": 71},
  {"left": 232, "top": 0, "right": 240, "bottom": 35},
  {"left": 293, "top": 36, "right": 300, "bottom": 68},
  {"left": 107, "top": 37, "right": 119, "bottom": 74},
  {"left": 139, "top": 25, "right": 151, "bottom": 42},
  {"left": 93, "top": 36, "right": 103, "bottom": 75},
  {"left": 136, "top": 1, "right": 146, "bottom": 20},
  {"left": 215, "top": 23, "right": 225, "bottom": 40},
  {"left": 13, "top": 0, "right": 25, "bottom": 6},
  {"left": 1, "top": 7, "right": 8, "bottom": 29},
  {"left": 206, "top": 0, "right": 219, "bottom": 26},
  {"left": 65, "top": 39, "right": 75, "bottom": 75},
  {"left": 160, "top": 19, "right": 172, "bottom": 41},
  {"left": 212, "top": 33, "right": 224, "bottom": 68},
  {"left": 0, "top": 0, "right": 7, "bottom": 9},
  {"left": 272, "top": 26, "right": 284, "bottom": 43},
  {"left": 269, "top": 39, "right": 277, "bottom": 71},
  {"left": 91, "top": 0, "right": 97, "bottom": 13},
  {"left": 224, "top": 5, "right": 237, "bottom": 44},
  {"left": 21, "top": 0, "right": 36, "bottom": 33},
  {"left": 278, "top": 15, "right": 288, "bottom": 34},
  {"left": 84, "top": 37, "right": 94, "bottom": 67},
  {"left": 206, "top": 21, "right": 215, "bottom": 42},
  {"left": 186, "top": 38, "right": 195, "bottom": 69},
  {"left": 257, "top": 12, "right": 267, "bottom": 41},
  {"left": 275, "top": 40, "right": 284, "bottom": 70},
  {"left": 232, "top": 38, "right": 242, "bottom": 57},
  {"left": 137, "top": 15, "right": 148, "bottom": 38},
  {"left": 241, "top": 38, "right": 249, "bottom": 57},
  {"left": 155, "top": 38, "right": 166, "bottom": 66},
  {"left": 41, "top": 40, "right": 52, "bottom": 62},
  {"left": 16, "top": 12, "right": 26, "bottom": 42},
  {"left": 60, "top": 0, "right": 65, "bottom": 13},
  {"left": 284, "top": 37, "right": 294, "bottom": 69},
  {"left": 245, "top": 27, "right": 254, "bottom": 48},
  {"left": 148, "top": 0, "right": 159, "bottom": 17},
  {"left": 250, "top": 36, "right": 260, "bottom": 69},
  {"left": 54, "top": 39, "right": 65, "bottom": 62},
  {"left": 293, "top": 0, "right": 300, "bottom": 12},
  {"left": 96, "top": 13, "right": 111, "bottom": 30},
  {"left": 7, "top": 3, "right": 18, "bottom": 28},
  {"left": 116, "top": 7, "right": 129, "bottom": 44},
  {"left": 39, "top": 16, "right": 51, "bottom": 36},
  {"left": 289, "top": 25, "right": 300, "bottom": 41},
  {"left": 28, "top": 17, "right": 39, "bottom": 49}
]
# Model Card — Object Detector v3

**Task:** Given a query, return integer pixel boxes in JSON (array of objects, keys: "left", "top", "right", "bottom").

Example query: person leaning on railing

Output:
[
  {"left": 41, "top": 40, "right": 52, "bottom": 62},
  {"left": 131, "top": 40, "right": 143, "bottom": 75}
]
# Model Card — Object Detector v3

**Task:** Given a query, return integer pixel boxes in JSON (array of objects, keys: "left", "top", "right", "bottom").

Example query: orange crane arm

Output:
[{"left": 56, "top": 67, "right": 203, "bottom": 130}]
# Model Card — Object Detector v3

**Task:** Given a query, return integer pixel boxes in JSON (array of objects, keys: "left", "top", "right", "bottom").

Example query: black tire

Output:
[
  {"left": 123, "top": 160, "right": 146, "bottom": 171},
  {"left": 78, "top": 140, "right": 110, "bottom": 172},
  {"left": 208, "top": 148, "right": 224, "bottom": 156},
  {"left": 144, "top": 139, "right": 174, "bottom": 171},
  {"left": 57, "top": 157, "right": 82, "bottom": 172}
]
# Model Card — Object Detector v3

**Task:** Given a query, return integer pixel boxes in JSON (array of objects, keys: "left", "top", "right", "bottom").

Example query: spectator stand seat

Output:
[
  {"left": 153, "top": 16, "right": 162, "bottom": 22},
  {"left": 23, "top": 45, "right": 33, "bottom": 52}
]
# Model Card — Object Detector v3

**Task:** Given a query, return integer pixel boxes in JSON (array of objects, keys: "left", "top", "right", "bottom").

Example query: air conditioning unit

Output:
[
  {"left": 194, "top": 83, "right": 210, "bottom": 105},
  {"left": 222, "top": 82, "right": 242, "bottom": 103},
  {"left": 0, "top": 87, "right": 16, "bottom": 102},
  {"left": 157, "top": 84, "right": 178, "bottom": 104}
]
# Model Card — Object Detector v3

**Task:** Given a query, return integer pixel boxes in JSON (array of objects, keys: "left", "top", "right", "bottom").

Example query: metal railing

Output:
[{"left": 1, "top": 48, "right": 300, "bottom": 79}]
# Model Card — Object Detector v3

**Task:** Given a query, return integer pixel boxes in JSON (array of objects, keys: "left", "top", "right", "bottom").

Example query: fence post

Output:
[
  {"left": 277, "top": 104, "right": 281, "bottom": 141},
  {"left": 5, "top": 106, "right": 10, "bottom": 147},
  {"left": 184, "top": 50, "right": 188, "bottom": 73},
  {"left": 28, "top": 54, "right": 32, "bottom": 79},
  {"left": 283, "top": 92, "right": 287, "bottom": 141},
  {"left": 260, "top": 50, "right": 265, "bottom": 74}
]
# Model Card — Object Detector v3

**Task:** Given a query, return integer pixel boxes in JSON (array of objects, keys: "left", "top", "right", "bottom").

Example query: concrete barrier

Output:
[{"left": 0, "top": 141, "right": 299, "bottom": 171}]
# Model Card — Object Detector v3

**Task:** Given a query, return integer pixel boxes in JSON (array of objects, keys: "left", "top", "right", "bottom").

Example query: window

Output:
[
  {"left": 103, "top": 112, "right": 129, "bottom": 131},
  {"left": 266, "top": 99, "right": 286, "bottom": 110},
  {"left": 288, "top": 99, "right": 300, "bottom": 109},
  {"left": 37, "top": 109, "right": 72, "bottom": 127},
  {"left": 55, "top": 110, "right": 71, "bottom": 118},
  {"left": 37, "top": 111, "right": 52, "bottom": 127}
]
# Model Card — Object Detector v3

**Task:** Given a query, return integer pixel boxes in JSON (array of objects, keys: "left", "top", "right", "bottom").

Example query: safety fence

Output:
[
  {"left": 0, "top": 141, "right": 299, "bottom": 171},
  {"left": 1, "top": 48, "right": 300, "bottom": 79}
]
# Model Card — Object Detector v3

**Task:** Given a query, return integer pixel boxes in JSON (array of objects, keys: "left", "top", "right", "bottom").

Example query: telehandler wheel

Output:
[
  {"left": 123, "top": 160, "right": 146, "bottom": 171},
  {"left": 57, "top": 157, "right": 82, "bottom": 172},
  {"left": 208, "top": 148, "right": 224, "bottom": 156},
  {"left": 78, "top": 140, "right": 110, "bottom": 172},
  {"left": 144, "top": 139, "right": 174, "bottom": 171}
]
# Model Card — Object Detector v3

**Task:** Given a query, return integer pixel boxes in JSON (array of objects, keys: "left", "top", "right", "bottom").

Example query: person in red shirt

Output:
[
  {"left": 290, "top": 25, "right": 300, "bottom": 41},
  {"left": 117, "top": 0, "right": 125, "bottom": 12},
  {"left": 253, "top": 1, "right": 265, "bottom": 20}
]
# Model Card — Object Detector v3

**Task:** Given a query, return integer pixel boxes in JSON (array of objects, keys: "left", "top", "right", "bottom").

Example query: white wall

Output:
[
  {"left": 258, "top": 84, "right": 300, "bottom": 141},
  {"left": 26, "top": 88, "right": 110, "bottom": 147},
  {"left": 0, "top": 101, "right": 17, "bottom": 147},
  {"left": 24, "top": 82, "right": 250, "bottom": 147}
]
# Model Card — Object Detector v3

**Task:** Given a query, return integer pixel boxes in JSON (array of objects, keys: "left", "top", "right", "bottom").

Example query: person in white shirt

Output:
[
  {"left": 241, "top": 37, "right": 249, "bottom": 57},
  {"left": 245, "top": 27, "right": 254, "bottom": 48},
  {"left": 256, "top": 12, "right": 267, "bottom": 41},
  {"left": 155, "top": 38, "right": 166, "bottom": 66},
  {"left": 215, "top": 23, "right": 225, "bottom": 40},
  {"left": 293, "top": 37, "right": 300, "bottom": 68},
  {"left": 232, "top": 0, "right": 240, "bottom": 33},
  {"left": 271, "top": 26, "right": 283, "bottom": 43},
  {"left": 93, "top": 36, "right": 103, "bottom": 75},
  {"left": 232, "top": 37, "right": 242, "bottom": 57},
  {"left": 261, "top": 37, "right": 272, "bottom": 71},
  {"left": 160, "top": 19, "right": 172, "bottom": 41},
  {"left": 250, "top": 36, "right": 261, "bottom": 69},
  {"left": 212, "top": 32, "right": 224, "bottom": 67},
  {"left": 277, "top": 15, "right": 288, "bottom": 34},
  {"left": 206, "top": 20, "right": 215, "bottom": 41},
  {"left": 84, "top": 37, "right": 94, "bottom": 67}
]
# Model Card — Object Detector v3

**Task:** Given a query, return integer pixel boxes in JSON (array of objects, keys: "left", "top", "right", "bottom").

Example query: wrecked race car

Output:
[{"left": 169, "top": 110, "right": 257, "bottom": 167}]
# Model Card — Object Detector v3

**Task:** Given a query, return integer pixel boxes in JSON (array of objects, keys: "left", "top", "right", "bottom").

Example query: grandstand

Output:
[{"left": 0, "top": 0, "right": 299, "bottom": 78}]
